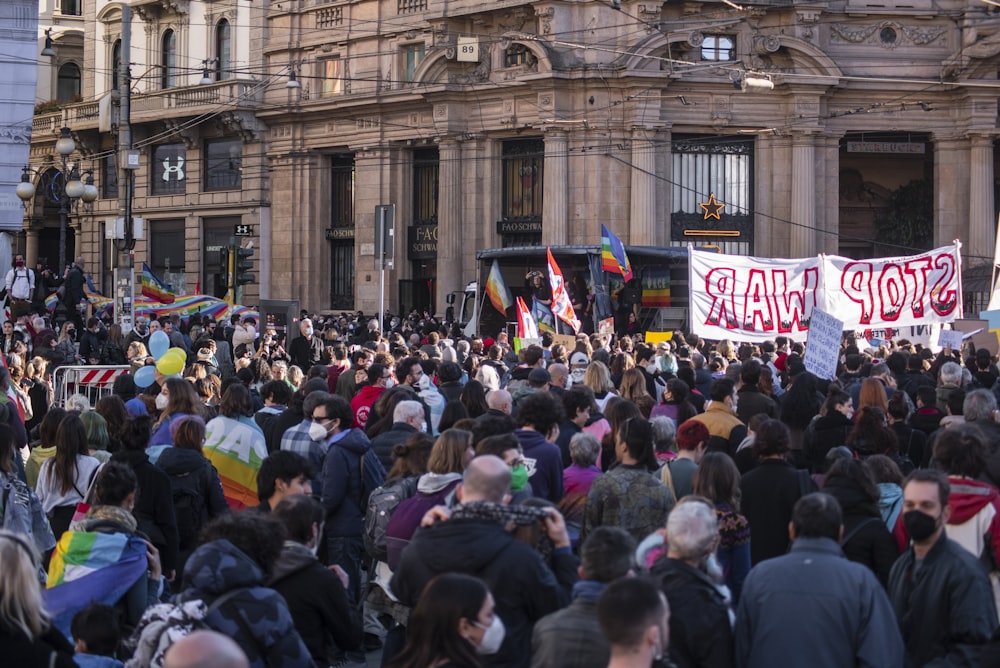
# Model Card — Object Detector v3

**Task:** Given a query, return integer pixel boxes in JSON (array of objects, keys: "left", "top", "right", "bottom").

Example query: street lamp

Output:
[{"left": 15, "top": 127, "right": 98, "bottom": 272}]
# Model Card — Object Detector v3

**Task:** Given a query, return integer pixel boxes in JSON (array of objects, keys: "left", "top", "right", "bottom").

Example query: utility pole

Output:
[{"left": 115, "top": 5, "right": 137, "bottom": 333}]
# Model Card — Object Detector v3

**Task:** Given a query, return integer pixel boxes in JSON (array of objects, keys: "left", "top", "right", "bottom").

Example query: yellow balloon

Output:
[{"left": 156, "top": 354, "right": 184, "bottom": 376}]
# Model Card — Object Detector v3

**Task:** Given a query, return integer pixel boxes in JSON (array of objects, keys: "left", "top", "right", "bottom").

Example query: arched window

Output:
[
  {"left": 111, "top": 39, "right": 121, "bottom": 91},
  {"left": 57, "top": 63, "right": 81, "bottom": 101},
  {"left": 161, "top": 29, "right": 176, "bottom": 89},
  {"left": 215, "top": 19, "right": 231, "bottom": 81}
]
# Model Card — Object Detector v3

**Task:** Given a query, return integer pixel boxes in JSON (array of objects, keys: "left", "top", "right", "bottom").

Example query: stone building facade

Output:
[
  {"left": 259, "top": 0, "right": 1000, "bottom": 315},
  {"left": 19, "top": 0, "right": 1000, "bottom": 315}
]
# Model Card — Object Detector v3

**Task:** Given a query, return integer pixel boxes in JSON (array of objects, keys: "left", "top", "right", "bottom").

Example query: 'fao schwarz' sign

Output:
[{"left": 408, "top": 224, "right": 438, "bottom": 260}]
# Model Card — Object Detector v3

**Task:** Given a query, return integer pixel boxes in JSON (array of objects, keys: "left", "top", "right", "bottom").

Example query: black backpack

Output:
[
  {"left": 169, "top": 468, "right": 206, "bottom": 550},
  {"left": 363, "top": 476, "right": 418, "bottom": 562}
]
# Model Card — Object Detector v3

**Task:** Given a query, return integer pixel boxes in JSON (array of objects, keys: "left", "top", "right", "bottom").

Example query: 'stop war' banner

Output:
[{"left": 688, "top": 243, "right": 962, "bottom": 343}]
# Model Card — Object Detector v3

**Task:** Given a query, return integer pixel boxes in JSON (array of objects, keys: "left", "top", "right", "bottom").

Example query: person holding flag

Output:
[{"left": 547, "top": 248, "right": 581, "bottom": 334}]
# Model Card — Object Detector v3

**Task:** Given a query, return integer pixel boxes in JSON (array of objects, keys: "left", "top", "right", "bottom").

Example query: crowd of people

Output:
[{"left": 4, "top": 295, "right": 1000, "bottom": 667}]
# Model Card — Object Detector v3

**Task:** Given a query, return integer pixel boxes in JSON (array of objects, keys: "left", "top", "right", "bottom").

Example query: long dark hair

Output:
[
  {"left": 779, "top": 372, "right": 821, "bottom": 429},
  {"left": 48, "top": 413, "right": 89, "bottom": 494},
  {"left": 387, "top": 573, "right": 487, "bottom": 668},
  {"left": 460, "top": 380, "right": 489, "bottom": 419},
  {"left": 693, "top": 451, "right": 742, "bottom": 511}
]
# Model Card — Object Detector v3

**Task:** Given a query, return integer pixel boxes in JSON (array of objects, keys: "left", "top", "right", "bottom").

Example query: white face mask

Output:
[
  {"left": 416, "top": 374, "right": 431, "bottom": 391},
  {"left": 419, "top": 421, "right": 427, "bottom": 433},
  {"left": 155, "top": 393, "right": 168, "bottom": 410},
  {"left": 308, "top": 421, "right": 329, "bottom": 441},
  {"left": 384, "top": 377, "right": 396, "bottom": 389},
  {"left": 304, "top": 327, "right": 314, "bottom": 337},
  {"left": 475, "top": 615, "right": 506, "bottom": 655}
]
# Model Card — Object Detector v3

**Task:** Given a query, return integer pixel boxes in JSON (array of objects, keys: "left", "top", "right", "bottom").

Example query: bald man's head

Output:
[
  {"left": 549, "top": 363, "right": 568, "bottom": 387},
  {"left": 486, "top": 389, "right": 513, "bottom": 415},
  {"left": 163, "top": 631, "right": 249, "bottom": 668},
  {"left": 459, "top": 455, "right": 512, "bottom": 504}
]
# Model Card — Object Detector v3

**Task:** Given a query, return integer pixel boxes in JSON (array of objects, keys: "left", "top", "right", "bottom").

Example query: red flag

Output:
[
  {"left": 515, "top": 297, "right": 539, "bottom": 340},
  {"left": 546, "top": 248, "right": 581, "bottom": 334}
]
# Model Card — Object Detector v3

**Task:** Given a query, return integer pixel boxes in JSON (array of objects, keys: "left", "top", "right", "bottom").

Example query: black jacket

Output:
[
  {"left": 268, "top": 541, "right": 362, "bottom": 664},
  {"left": 740, "top": 459, "right": 816, "bottom": 565},
  {"left": 652, "top": 557, "right": 734, "bottom": 668},
  {"left": 111, "top": 449, "right": 180, "bottom": 573},
  {"left": 888, "top": 532, "right": 998, "bottom": 667},
  {"left": 156, "top": 446, "right": 228, "bottom": 554},
  {"left": 736, "top": 385, "right": 778, "bottom": 425},
  {"left": 288, "top": 335, "right": 325, "bottom": 372},
  {"left": 0, "top": 625, "right": 76, "bottom": 668},
  {"left": 802, "top": 412, "right": 854, "bottom": 474},
  {"left": 62, "top": 263, "right": 85, "bottom": 306},
  {"left": 370, "top": 422, "right": 419, "bottom": 471},
  {"left": 391, "top": 517, "right": 578, "bottom": 668},
  {"left": 822, "top": 476, "right": 898, "bottom": 587}
]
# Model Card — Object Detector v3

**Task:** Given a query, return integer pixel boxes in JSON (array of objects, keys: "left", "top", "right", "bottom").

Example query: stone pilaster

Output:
[
  {"left": 436, "top": 138, "right": 463, "bottom": 317},
  {"left": 542, "top": 128, "right": 568, "bottom": 246},
  {"left": 629, "top": 126, "right": 657, "bottom": 246},
  {"left": 969, "top": 134, "right": 995, "bottom": 264},
  {"left": 933, "top": 135, "right": 969, "bottom": 248},
  {"left": 790, "top": 132, "right": 817, "bottom": 257}
]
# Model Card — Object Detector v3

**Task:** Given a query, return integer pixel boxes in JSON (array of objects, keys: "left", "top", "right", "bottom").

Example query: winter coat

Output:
[
  {"left": 390, "top": 516, "right": 577, "bottom": 668},
  {"left": 822, "top": 475, "right": 899, "bottom": 587},
  {"left": 515, "top": 429, "right": 564, "bottom": 504},
  {"left": 888, "top": 531, "right": 999, "bottom": 667},
  {"left": 155, "top": 447, "right": 228, "bottom": 554},
  {"left": 350, "top": 384, "right": 384, "bottom": 429},
  {"left": 179, "top": 539, "right": 315, "bottom": 668},
  {"left": 689, "top": 403, "right": 747, "bottom": 456},
  {"left": 802, "top": 412, "right": 854, "bottom": 474},
  {"left": 370, "top": 423, "right": 419, "bottom": 471},
  {"left": 111, "top": 450, "right": 180, "bottom": 574},
  {"left": 736, "top": 385, "right": 778, "bottom": 424},
  {"left": 582, "top": 464, "right": 674, "bottom": 545},
  {"left": 736, "top": 537, "right": 904, "bottom": 668},
  {"left": 385, "top": 472, "right": 462, "bottom": 571},
  {"left": 268, "top": 541, "right": 362, "bottom": 664},
  {"left": 320, "top": 428, "right": 386, "bottom": 537},
  {"left": 741, "top": 459, "right": 816, "bottom": 565},
  {"left": 0, "top": 625, "right": 76, "bottom": 668},
  {"left": 531, "top": 581, "right": 609, "bottom": 668},
  {"left": 652, "top": 557, "right": 734, "bottom": 668}
]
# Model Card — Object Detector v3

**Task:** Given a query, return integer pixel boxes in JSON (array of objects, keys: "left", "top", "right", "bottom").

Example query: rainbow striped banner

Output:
[
  {"left": 141, "top": 263, "right": 176, "bottom": 304},
  {"left": 44, "top": 530, "right": 148, "bottom": 639},
  {"left": 45, "top": 291, "right": 258, "bottom": 323},
  {"left": 203, "top": 416, "right": 268, "bottom": 510}
]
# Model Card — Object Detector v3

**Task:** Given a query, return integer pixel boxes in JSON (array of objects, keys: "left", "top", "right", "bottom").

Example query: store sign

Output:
[
  {"left": 326, "top": 227, "right": 355, "bottom": 240},
  {"left": 408, "top": 224, "right": 437, "bottom": 259},
  {"left": 845, "top": 141, "right": 925, "bottom": 154},
  {"left": 497, "top": 220, "right": 542, "bottom": 235}
]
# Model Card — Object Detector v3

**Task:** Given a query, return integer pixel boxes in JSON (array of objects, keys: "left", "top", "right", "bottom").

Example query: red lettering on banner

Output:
[
  {"left": 903, "top": 257, "right": 931, "bottom": 319},
  {"left": 773, "top": 267, "right": 818, "bottom": 333},
  {"left": 878, "top": 263, "right": 906, "bottom": 321},
  {"left": 743, "top": 269, "right": 774, "bottom": 331},
  {"left": 704, "top": 268, "right": 738, "bottom": 329},
  {"left": 929, "top": 252, "right": 958, "bottom": 316},
  {"left": 841, "top": 262, "right": 875, "bottom": 325}
]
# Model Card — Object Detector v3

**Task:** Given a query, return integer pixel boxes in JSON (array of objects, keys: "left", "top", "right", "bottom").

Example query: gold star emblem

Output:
[{"left": 699, "top": 193, "right": 726, "bottom": 220}]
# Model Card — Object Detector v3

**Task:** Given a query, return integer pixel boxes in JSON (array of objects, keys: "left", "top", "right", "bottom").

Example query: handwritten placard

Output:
[{"left": 803, "top": 308, "right": 844, "bottom": 380}]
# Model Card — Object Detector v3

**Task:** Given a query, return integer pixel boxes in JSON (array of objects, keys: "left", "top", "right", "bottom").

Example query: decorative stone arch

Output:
[
  {"left": 496, "top": 33, "right": 554, "bottom": 74},
  {"left": 411, "top": 48, "right": 450, "bottom": 85},
  {"left": 96, "top": 2, "right": 125, "bottom": 24}
]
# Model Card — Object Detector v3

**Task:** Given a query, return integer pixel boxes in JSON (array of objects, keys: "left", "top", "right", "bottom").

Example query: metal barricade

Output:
[{"left": 52, "top": 365, "right": 131, "bottom": 408}]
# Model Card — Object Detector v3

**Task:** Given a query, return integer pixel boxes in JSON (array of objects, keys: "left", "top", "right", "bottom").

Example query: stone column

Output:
[
  {"left": 630, "top": 126, "right": 657, "bottom": 246},
  {"left": 542, "top": 128, "right": 568, "bottom": 246},
  {"left": 436, "top": 138, "right": 462, "bottom": 317},
  {"left": 969, "top": 134, "right": 995, "bottom": 263},
  {"left": 25, "top": 228, "right": 38, "bottom": 266},
  {"left": 933, "top": 135, "right": 969, "bottom": 248},
  {"left": 790, "top": 132, "right": 817, "bottom": 257}
]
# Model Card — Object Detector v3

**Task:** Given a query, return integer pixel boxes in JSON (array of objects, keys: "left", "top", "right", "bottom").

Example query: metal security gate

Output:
[{"left": 52, "top": 365, "right": 131, "bottom": 408}]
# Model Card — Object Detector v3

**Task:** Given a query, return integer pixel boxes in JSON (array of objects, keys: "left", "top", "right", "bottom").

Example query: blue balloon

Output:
[
  {"left": 134, "top": 365, "right": 156, "bottom": 388},
  {"left": 149, "top": 330, "right": 170, "bottom": 359}
]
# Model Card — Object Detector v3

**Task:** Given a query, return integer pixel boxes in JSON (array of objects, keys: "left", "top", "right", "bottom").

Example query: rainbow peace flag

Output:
[
  {"left": 141, "top": 263, "right": 176, "bottom": 304},
  {"left": 46, "top": 290, "right": 259, "bottom": 324},
  {"left": 601, "top": 224, "right": 633, "bottom": 282},
  {"left": 533, "top": 297, "right": 556, "bottom": 333},
  {"left": 44, "top": 530, "right": 148, "bottom": 639},
  {"left": 485, "top": 260, "right": 513, "bottom": 314},
  {"left": 642, "top": 268, "right": 671, "bottom": 307},
  {"left": 203, "top": 416, "right": 268, "bottom": 510}
]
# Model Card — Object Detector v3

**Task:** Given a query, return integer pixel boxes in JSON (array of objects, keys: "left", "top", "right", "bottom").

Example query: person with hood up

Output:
[
  {"left": 931, "top": 424, "right": 1000, "bottom": 617},
  {"left": 390, "top": 455, "right": 577, "bottom": 668},
  {"left": 268, "top": 494, "right": 362, "bottom": 667},
  {"left": 863, "top": 455, "right": 906, "bottom": 551}
]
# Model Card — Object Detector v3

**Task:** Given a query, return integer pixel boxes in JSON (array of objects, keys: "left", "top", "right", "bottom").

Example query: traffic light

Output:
[
  {"left": 236, "top": 246, "right": 255, "bottom": 285},
  {"left": 219, "top": 248, "right": 231, "bottom": 292}
]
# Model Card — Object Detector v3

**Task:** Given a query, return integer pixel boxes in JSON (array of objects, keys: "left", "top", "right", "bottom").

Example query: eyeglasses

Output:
[{"left": 311, "top": 416, "right": 334, "bottom": 424}]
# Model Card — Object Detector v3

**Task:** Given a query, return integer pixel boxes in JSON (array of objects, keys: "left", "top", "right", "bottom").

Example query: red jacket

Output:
[{"left": 350, "top": 385, "right": 384, "bottom": 429}]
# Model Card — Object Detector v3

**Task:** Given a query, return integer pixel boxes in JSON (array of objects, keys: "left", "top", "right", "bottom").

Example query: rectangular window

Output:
[
  {"left": 320, "top": 57, "right": 343, "bottom": 97},
  {"left": 670, "top": 135, "right": 753, "bottom": 254},
  {"left": 60, "top": 0, "right": 81, "bottom": 16},
  {"left": 102, "top": 155, "right": 118, "bottom": 199},
  {"left": 150, "top": 144, "right": 186, "bottom": 195},
  {"left": 204, "top": 217, "right": 240, "bottom": 299},
  {"left": 402, "top": 44, "right": 425, "bottom": 83},
  {"left": 330, "top": 155, "right": 355, "bottom": 309},
  {"left": 149, "top": 219, "right": 186, "bottom": 292},
  {"left": 502, "top": 139, "right": 544, "bottom": 220},
  {"left": 204, "top": 138, "right": 242, "bottom": 191},
  {"left": 701, "top": 35, "right": 734, "bottom": 61},
  {"left": 413, "top": 148, "right": 438, "bottom": 225}
]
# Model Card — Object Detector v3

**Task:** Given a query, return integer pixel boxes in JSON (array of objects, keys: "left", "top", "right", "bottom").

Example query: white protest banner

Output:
[
  {"left": 689, "top": 249, "right": 819, "bottom": 343},
  {"left": 804, "top": 309, "right": 844, "bottom": 380},
  {"left": 822, "top": 243, "right": 962, "bottom": 332},
  {"left": 689, "top": 243, "right": 962, "bottom": 343},
  {"left": 937, "top": 328, "right": 964, "bottom": 351}
]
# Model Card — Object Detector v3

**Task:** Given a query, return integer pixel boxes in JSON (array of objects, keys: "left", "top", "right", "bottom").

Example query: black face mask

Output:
[{"left": 903, "top": 509, "right": 939, "bottom": 542}]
